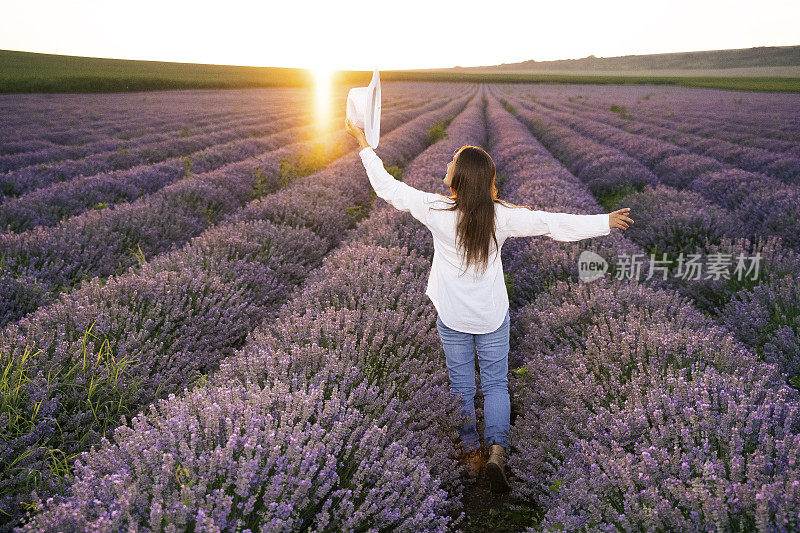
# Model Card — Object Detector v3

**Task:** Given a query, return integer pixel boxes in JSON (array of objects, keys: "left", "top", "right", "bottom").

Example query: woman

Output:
[{"left": 345, "top": 118, "right": 634, "bottom": 493}]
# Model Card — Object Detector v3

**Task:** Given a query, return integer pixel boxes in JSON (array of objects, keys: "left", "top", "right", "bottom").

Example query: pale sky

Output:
[{"left": 1, "top": 0, "right": 798, "bottom": 71}]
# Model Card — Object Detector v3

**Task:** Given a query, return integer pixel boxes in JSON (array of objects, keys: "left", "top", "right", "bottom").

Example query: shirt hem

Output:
[{"left": 434, "top": 308, "right": 509, "bottom": 335}]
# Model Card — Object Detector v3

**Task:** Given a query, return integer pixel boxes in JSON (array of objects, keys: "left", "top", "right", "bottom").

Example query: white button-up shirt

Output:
[{"left": 359, "top": 147, "right": 611, "bottom": 334}]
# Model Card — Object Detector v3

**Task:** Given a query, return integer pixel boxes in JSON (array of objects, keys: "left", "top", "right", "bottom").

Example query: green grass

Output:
[
  {"left": 609, "top": 104, "right": 634, "bottom": 120},
  {"left": 345, "top": 205, "right": 368, "bottom": 224},
  {"left": 596, "top": 183, "right": 637, "bottom": 211},
  {"left": 248, "top": 141, "right": 344, "bottom": 200},
  {"left": 427, "top": 117, "right": 454, "bottom": 146},
  {"left": 181, "top": 156, "right": 193, "bottom": 179},
  {"left": 504, "top": 272, "right": 516, "bottom": 303},
  {"left": 0, "top": 322, "right": 144, "bottom": 512},
  {"left": 387, "top": 72, "right": 800, "bottom": 93},
  {"left": 247, "top": 165, "right": 271, "bottom": 199},
  {"left": 5, "top": 50, "right": 798, "bottom": 93},
  {"left": 460, "top": 501, "right": 541, "bottom": 532},
  {"left": 385, "top": 165, "right": 403, "bottom": 181},
  {"left": 0, "top": 49, "right": 318, "bottom": 92},
  {"left": 278, "top": 143, "right": 331, "bottom": 185}
]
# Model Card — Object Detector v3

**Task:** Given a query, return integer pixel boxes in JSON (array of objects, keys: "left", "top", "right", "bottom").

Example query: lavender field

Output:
[{"left": 1, "top": 81, "right": 800, "bottom": 532}]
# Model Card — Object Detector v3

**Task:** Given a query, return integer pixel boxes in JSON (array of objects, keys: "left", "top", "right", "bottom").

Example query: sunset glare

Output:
[
  {"left": 1, "top": 1, "right": 798, "bottom": 71},
  {"left": 312, "top": 67, "right": 334, "bottom": 136}
]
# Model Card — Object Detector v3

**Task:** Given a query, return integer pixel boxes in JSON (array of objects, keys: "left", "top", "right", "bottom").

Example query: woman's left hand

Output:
[
  {"left": 345, "top": 118, "right": 370, "bottom": 149},
  {"left": 609, "top": 207, "right": 634, "bottom": 230}
]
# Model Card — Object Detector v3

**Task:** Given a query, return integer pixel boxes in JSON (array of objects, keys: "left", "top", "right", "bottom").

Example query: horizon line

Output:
[{"left": 2, "top": 44, "right": 799, "bottom": 72}]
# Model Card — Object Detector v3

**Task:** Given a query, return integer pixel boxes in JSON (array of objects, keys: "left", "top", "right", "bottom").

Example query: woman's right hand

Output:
[
  {"left": 345, "top": 118, "right": 369, "bottom": 149},
  {"left": 610, "top": 207, "right": 634, "bottom": 230}
]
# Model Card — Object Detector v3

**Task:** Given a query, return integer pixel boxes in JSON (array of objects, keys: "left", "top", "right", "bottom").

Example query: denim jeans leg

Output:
[
  {"left": 475, "top": 309, "right": 510, "bottom": 449},
  {"left": 436, "top": 315, "right": 481, "bottom": 452}
]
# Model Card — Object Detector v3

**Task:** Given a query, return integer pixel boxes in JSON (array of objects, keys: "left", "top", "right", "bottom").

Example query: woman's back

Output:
[
  {"left": 423, "top": 196, "right": 509, "bottom": 333},
  {"left": 358, "top": 146, "right": 611, "bottom": 334}
]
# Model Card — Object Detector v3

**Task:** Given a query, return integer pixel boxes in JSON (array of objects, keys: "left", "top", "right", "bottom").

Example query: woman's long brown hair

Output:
[{"left": 432, "top": 145, "right": 527, "bottom": 277}]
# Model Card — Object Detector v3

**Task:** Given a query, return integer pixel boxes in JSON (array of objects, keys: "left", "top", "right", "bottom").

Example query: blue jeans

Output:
[{"left": 436, "top": 310, "right": 510, "bottom": 451}]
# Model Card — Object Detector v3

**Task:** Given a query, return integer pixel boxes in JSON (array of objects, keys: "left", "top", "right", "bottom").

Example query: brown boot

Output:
[
  {"left": 458, "top": 445, "right": 486, "bottom": 478},
  {"left": 486, "top": 444, "right": 511, "bottom": 493}
]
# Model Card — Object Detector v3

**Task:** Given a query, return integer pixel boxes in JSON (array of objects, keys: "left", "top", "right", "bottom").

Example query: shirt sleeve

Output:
[
  {"left": 359, "top": 146, "right": 438, "bottom": 227},
  {"left": 503, "top": 207, "right": 611, "bottom": 242}
]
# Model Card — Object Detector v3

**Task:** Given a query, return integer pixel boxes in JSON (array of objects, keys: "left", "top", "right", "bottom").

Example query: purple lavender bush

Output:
[
  {"left": 18, "top": 380, "right": 456, "bottom": 532},
  {"left": 0, "top": 109, "right": 301, "bottom": 199},
  {"left": 0, "top": 95, "right": 437, "bottom": 233},
  {"left": 0, "top": 95, "right": 453, "bottom": 328},
  {"left": 509, "top": 277, "right": 715, "bottom": 368},
  {"left": 655, "top": 234, "right": 800, "bottom": 314},
  {"left": 508, "top": 105, "right": 659, "bottom": 203},
  {"left": 502, "top": 91, "right": 800, "bottom": 254},
  {"left": 606, "top": 183, "right": 738, "bottom": 264},
  {"left": 16, "top": 88, "right": 488, "bottom": 532},
  {"left": 486, "top": 88, "right": 800, "bottom": 531},
  {"left": 0, "top": 114, "right": 304, "bottom": 232},
  {"left": 720, "top": 274, "right": 800, "bottom": 387},
  {"left": 2, "top": 89, "right": 477, "bottom": 531},
  {"left": 518, "top": 87, "right": 800, "bottom": 185},
  {"left": 511, "top": 312, "right": 798, "bottom": 530},
  {"left": 537, "top": 360, "right": 800, "bottom": 532}
]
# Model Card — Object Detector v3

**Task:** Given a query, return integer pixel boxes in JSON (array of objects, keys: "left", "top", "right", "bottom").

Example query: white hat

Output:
[{"left": 346, "top": 69, "right": 381, "bottom": 148}]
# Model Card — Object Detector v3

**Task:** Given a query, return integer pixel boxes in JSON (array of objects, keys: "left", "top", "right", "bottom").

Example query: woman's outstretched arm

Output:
[
  {"left": 503, "top": 207, "right": 633, "bottom": 241},
  {"left": 346, "top": 118, "right": 436, "bottom": 226}
]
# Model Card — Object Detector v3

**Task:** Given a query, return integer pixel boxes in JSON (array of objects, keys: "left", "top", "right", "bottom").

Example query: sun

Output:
[{"left": 311, "top": 66, "right": 334, "bottom": 134}]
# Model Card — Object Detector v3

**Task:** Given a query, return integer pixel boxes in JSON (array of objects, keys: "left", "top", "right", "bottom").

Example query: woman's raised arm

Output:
[{"left": 358, "top": 145, "right": 437, "bottom": 227}]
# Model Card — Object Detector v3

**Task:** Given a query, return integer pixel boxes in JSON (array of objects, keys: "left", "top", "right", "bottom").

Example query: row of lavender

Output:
[
  {"left": 0, "top": 102, "right": 314, "bottom": 197},
  {"left": 509, "top": 89, "right": 800, "bottom": 386},
  {"left": 9, "top": 82, "right": 796, "bottom": 528},
  {"left": 506, "top": 90, "right": 800, "bottom": 224},
  {"left": 25, "top": 86, "right": 791, "bottom": 530},
  {"left": 482, "top": 91, "right": 800, "bottom": 530},
  {"left": 0, "top": 88, "right": 465, "bottom": 327},
  {"left": 0, "top": 87, "right": 311, "bottom": 145},
  {"left": 509, "top": 84, "right": 800, "bottom": 146},
  {"left": 525, "top": 89, "right": 800, "bottom": 186},
  {"left": 501, "top": 89, "right": 800, "bottom": 254},
  {"left": 549, "top": 90, "right": 800, "bottom": 158},
  {"left": 0, "top": 99, "right": 302, "bottom": 173},
  {"left": 0, "top": 107, "right": 310, "bottom": 230},
  {"left": 0, "top": 91, "right": 425, "bottom": 230},
  {"left": 1, "top": 88, "right": 476, "bottom": 531},
  {"left": 11, "top": 89, "right": 488, "bottom": 532},
  {"left": 496, "top": 88, "right": 800, "bottom": 389},
  {"left": 0, "top": 83, "right": 440, "bottom": 189},
  {"left": 497, "top": 87, "right": 800, "bottom": 259},
  {"left": 0, "top": 84, "right": 447, "bottom": 160}
]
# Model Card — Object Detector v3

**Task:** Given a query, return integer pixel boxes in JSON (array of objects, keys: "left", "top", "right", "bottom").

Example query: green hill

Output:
[{"left": 1, "top": 47, "right": 799, "bottom": 94}]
